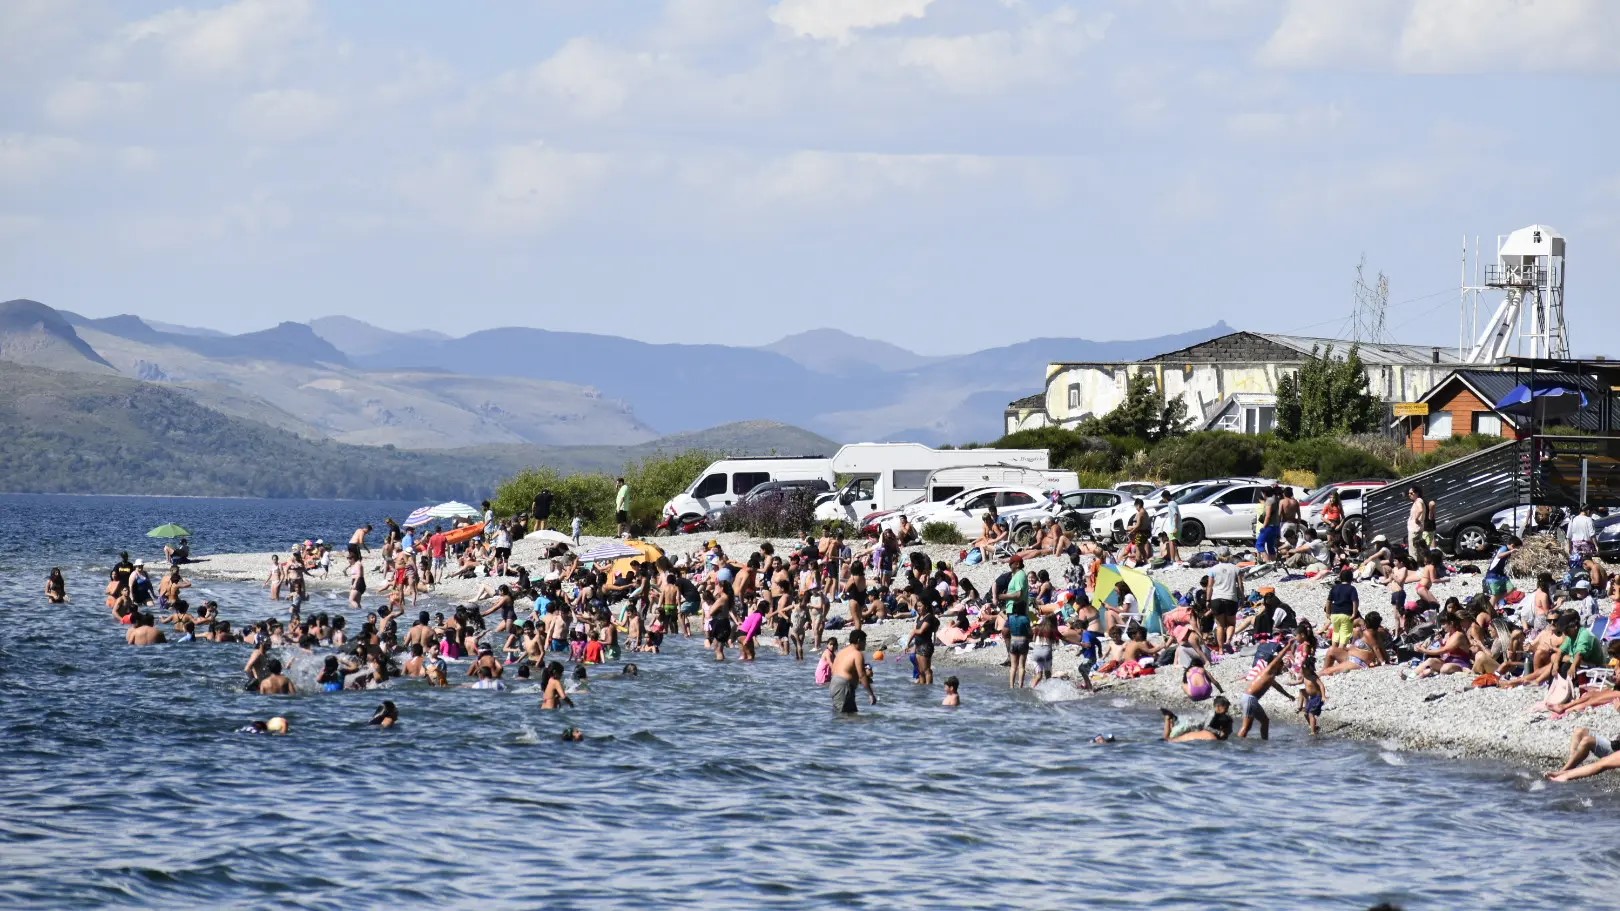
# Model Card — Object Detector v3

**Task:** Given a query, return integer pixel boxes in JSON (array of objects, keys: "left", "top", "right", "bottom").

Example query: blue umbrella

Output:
[
  {"left": 1493, "top": 383, "right": 1588, "bottom": 418},
  {"left": 404, "top": 506, "right": 435, "bottom": 528}
]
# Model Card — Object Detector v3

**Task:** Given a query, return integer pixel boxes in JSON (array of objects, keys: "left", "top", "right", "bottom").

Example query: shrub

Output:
[
  {"left": 1409, "top": 434, "right": 1501, "bottom": 474},
  {"left": 921, "top": 521, "right": 965, "bottom": 545},
  {"left": 1153, "top": 431, "right": 1267, "bottom": 483},
  {"left": 1076, "top": 470, "right": 1116, "bottom": 491},
  {"left": 492, "top": 450, "right": 719, "bottom": 537},
  {"left": 1316, "top": 447, "right": 1396, "bottom": 484},
  {"left": 716, "top": 488, "right": 818, "bottom": 538}
]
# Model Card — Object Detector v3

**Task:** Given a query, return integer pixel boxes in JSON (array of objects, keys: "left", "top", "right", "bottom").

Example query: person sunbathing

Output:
[
  {"left": 1015, "top": 521, "right": 1061, "bottom": 562},
  {"left": 1320, "top": 612, "right": 1390, "bottom": 675},
  {"left": 1412, "top": 613, "right": 1473, "bottom": 678},
  {"left": 1501, "top": 617, "right": 1572, "bottom": 688},
  {"left": 1546, "top": 726, "right": 1620, "bottom": 782}
]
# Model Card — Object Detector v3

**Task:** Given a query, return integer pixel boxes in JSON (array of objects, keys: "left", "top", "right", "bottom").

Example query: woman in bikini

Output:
[
  {"left": 1414, "top": 612, "right": 1474, "bottom": 677},
  {"left": 1320, "top": 612, "right": 1390, "bottom": 675},
  {"left": 45, "top": 568, "right": 67, "bottom": 604}
]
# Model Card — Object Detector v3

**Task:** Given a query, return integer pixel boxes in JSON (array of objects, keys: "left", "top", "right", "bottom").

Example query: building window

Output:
[
  {"left": 1067, "top": 385, "right": 1080, "bottom": 410},
  {"left": 1474, "top": 413, "right": 1503, "bottom": 436},
  {"left": 1425, "top": 411, "right": 1453, "bottom": 440}
]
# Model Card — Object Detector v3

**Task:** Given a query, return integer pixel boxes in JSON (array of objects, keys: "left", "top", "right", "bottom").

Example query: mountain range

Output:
[{"left": 0, "top": 296, "right": 1232, "bottom": 495}]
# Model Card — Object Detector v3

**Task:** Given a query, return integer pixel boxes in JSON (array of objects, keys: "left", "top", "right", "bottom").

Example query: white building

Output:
[{"left": 1010, "top": 331, "right": 1465, "bottom": 435}]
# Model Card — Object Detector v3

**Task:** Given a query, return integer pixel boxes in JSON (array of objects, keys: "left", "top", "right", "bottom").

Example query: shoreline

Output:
[{"left": 183, "top": 529, "right": 1607, "bottom": 774}]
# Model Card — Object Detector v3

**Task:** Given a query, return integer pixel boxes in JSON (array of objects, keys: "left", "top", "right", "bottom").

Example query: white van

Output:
[
  {"left": 663, "top": 457, "right": 835, "bottom": 522},
  {"left": 921, "top": 465, "right": 1078, "bottom": 505},
  {"left": 814, "top": 443, "right": 1051, "bottom": 525}
]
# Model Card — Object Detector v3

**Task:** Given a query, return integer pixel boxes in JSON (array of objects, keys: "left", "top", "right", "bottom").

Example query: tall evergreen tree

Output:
[{"left": 1273, "top": 344, "right": 1382, "bottom": 440}]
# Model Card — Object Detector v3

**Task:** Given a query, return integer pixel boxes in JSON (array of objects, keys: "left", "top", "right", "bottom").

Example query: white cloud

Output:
[
  {"left": 122, "top": 0, "right": 314, "bottom": 78},
  {"left": 0, "top": 134, "right": 89, "bottom": 187},
  {"left": 398, "top": 143, "right": 616, "bottom": 235},
  {"left": 1225, "top": 102, "right": 1345, "bottom": 140},
  {"left": 1397, "top": 0, "right": 1620, "bottom": 73},
  {"left": 233, "top": 89, "right": 341, "bottom": 141},
  {"left": 896, "top": 7, "right": 1108, "bottom": 94},
  {"left": 1258, "top": 0, "right": 1620, "bottom": 73},
  {"left": 520, "top": 38, "right": 644, "bottom": 118},
  {"left": 1255, "top": 0, "right": 1405, "bottom": 69},
  {"left": 43, "top": 80, "right": 150, "bottom": 126},
  {"left": 769, "top": 0, "right": 934, "bottom": 43}
]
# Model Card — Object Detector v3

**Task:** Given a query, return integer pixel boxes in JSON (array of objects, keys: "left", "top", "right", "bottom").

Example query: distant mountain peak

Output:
[
  {"left": 760, "top": 327, "right": 934, "bottom": 374},
  {"left": 0, "top": 299, "right": 117, "bottom": 373},
  {"left": 309, "top": 315, "right": 450, "bottom": 358}
]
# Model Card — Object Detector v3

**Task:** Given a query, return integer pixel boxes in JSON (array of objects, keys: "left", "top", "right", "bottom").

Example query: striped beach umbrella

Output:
[{"left": 404, "top": 506, "right": 435, "bottom": 528}]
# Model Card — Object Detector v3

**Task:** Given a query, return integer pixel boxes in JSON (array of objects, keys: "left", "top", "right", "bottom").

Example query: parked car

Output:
[
  {"left": 1011, "top": 488, "right": 1126, "bottom": 544},
  {"left": 1112, "top": 480, "right": 1159, "bottom": 497},
  {"left": 1301, "top": 480, "right": 1389, "bottom": 542},
  {"left": 893, "top": 485, "right": 1054, "bottom": 539},
  {"left": 1596, "top": 513, "right": 1620, "bottom": 560},
  {"left": 705, "top": 478, "right": 832, "bottom": 522},
  {"left": 1162, "top": 482, "right": 1274, "bottom": 546},
  {"left": 1095, "top": 478, "right": 1270, "bottom": 544}
]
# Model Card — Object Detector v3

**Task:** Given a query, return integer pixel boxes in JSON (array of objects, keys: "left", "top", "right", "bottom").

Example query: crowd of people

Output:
[{"left": 67, "top": 486, "right": 1620, "bottom": 781}]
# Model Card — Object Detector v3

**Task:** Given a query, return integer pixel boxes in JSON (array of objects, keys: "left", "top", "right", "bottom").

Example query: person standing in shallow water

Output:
[
  {"left": 45, "top": 568, "right": 66, "bottom": 603},
  {"left": 830, "top": 629, "right": 876, "bottom": 714}
]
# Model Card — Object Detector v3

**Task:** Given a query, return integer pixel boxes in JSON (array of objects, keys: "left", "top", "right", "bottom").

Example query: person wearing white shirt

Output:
[{"left": 1568, "top": 503, "right": 1596, "bottom": 557}]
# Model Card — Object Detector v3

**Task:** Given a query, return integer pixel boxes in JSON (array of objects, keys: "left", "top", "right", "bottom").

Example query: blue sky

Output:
[{"left": 3, "top": 0, "right": 1617, "bottom": 355}]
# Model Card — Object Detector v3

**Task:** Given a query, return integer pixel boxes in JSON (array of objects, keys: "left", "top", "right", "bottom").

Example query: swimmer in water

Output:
[
  {"left": 240, "top": 716, "right": 289, "bottom": 735},
  {"left": 45, "top": 568, "right": 66, "bottom": 604},
  {"left": 941, "top": 676, "right": 960, "bottom": 707},
  {"left": 369, "top": 701, "right": 398, "bottom": 728},
  {"left": 317, "top": 655, "right": 344, "bottom": 692},
  {"left": 622, "top": 663, "right": 639, "bottom": 677},
  {"left": 258, "top": 659, "right": 295, "bottom": 695},
  {"left": 561, "top": 726, "right": 584, "bottom": 742},
  {"left": 540, "top": 661, "right": 573, "bottom": 710},
  {"left": 1161, "top": 698, "right": 1233, "bottom": 742}
]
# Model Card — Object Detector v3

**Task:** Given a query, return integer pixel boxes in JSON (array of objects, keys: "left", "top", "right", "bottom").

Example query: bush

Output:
[
  {"left": 1409, "top": 434, "right": 1501, "bottom": 475},
  {"left": 921, "top": 521, "right": 965, "bottom": 545},
  {"left": 1152, "top": 431, "right": 1268, "bottom": 484},
  {"left": 1076, "top": 470, "right": 1116, "bottom": 491},
  {"left": 492, "top": 450, "right": 719, "bottom": 537},
  {"left": 1264, "top": 436, "right": 1395, "bottom": 486},
  {"left": 1316, "top": 447, "right": 1396, "bottom": 484},
  {"left": 716, "top": 488, "right": 818, "bottom": 538}
]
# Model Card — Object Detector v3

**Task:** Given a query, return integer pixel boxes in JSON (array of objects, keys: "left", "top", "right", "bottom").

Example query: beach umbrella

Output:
[
  {"left": 529, "top": 530, "right": 574, "bottom": 547},
  {"left": 146, "top": 523, "right": 192, "bottom": 538},
  {"left": 607, "top": 539, "right": 666, "bottom": 579},
  {"left": 1093, "top": 562, "right": 1175, "bottom": 636},
  {"left": 1493, "top": 383, "right": 1588, "bottom": 420},
  {"left": 576, "top": 541, "right": 644, "bottom": 563},
  {"left": 404, "top": 506, "right": 435, "bottom": 528},
  {"left": 427, "top": 501, "right": 482, "bottom": 520}
]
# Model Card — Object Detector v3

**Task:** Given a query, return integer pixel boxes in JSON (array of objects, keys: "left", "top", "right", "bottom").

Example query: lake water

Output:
[{"left": 0, "top": 494, "right": 1613, "bottom": 910}]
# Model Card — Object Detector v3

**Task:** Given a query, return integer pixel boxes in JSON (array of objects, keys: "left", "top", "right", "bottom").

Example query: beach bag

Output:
[{"left": 963, "top": 548, "right": 984, "bottom": 566}]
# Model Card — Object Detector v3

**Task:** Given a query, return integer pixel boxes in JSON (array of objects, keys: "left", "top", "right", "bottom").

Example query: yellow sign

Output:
[{"left": 1393, "top": 402, "right": 1429, "bottom": 417}]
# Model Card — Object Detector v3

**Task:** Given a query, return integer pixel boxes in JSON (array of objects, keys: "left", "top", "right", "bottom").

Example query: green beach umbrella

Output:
[{"left": 146, "top": 523, "right": 192, "bottom": 538}]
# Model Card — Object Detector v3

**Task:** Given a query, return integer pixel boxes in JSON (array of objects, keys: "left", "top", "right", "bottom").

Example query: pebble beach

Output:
[{"left": 187, "top": 528, "right": 1610, "bottom": 771}]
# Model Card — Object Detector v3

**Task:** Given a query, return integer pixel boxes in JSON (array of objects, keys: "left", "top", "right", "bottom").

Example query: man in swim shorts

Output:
[
  {"left": 830, "top": 629, "right": 875, "bottom": 714},
  {"left": 1161, "top": 697, "right": 1232, "bottom": 742},
  {"left": 1547, "top": 726, "right": 1620, "bottom": 782},
  {"left": 1239, "top": 647, "right": 1292, "bottom": 740}
]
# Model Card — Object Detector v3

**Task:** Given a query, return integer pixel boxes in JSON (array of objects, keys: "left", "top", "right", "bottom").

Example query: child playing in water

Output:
[
  {"left": 942, "top": 676, "right": 960, "bottom": 706},
  {"left": 1240, "top": 646, "right": 1293, "bottom": 740},
  {"left": 1296, "top": 658, "right": 1324, "bottom": 735}
]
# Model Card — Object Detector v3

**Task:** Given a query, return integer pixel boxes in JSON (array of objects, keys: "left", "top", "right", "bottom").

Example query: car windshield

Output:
[
  {"left": 1173, "top": 484, "right": 1220, "bottom": 504},
  {"left": 1301, "top": 487, "right": 1338, "bottom": 505}
]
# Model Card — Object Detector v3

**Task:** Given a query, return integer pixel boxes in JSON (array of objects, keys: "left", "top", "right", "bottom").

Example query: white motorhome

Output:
[
  {"left": 663, "top": 456, "right": 835, "bottom": 522},
  {"left": 814, "top": 443, "right": 1051, "bottom": 524},
  {"left": 921, "top": 465, "right": 1078, "bottom": 504}
]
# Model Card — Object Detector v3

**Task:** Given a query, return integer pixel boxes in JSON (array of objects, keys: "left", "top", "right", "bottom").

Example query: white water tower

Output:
[{"left": 1464, "top": 224, "right": 1568, "bottom": 363}]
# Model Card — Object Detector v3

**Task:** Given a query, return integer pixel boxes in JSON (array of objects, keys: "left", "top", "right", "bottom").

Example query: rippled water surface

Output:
[{"left": 0, "top": 494, "right": 1614, "bottom": 910}]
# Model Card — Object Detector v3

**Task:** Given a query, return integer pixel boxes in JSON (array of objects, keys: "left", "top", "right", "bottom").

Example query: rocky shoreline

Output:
[{"left": 186, "top": 529, "right": 1610, "bottom": 771}]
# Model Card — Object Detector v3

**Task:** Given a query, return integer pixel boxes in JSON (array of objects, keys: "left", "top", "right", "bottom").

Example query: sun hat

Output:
[{"left": 134, "top": 558, "right": 145, "bottom": 566}]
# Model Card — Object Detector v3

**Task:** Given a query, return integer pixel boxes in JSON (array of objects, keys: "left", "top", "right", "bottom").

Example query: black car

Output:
[
  {"left": 1595, "top": 513, "right": 1620, "bottom": 560},
  {"left": 707, "top": 479, "right": 832, "bottom": 520}
]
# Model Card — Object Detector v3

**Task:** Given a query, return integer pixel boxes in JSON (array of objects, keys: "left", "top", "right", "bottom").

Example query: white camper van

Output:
[
  {"left": 814, "top": 443, "right": 1051, "bottom": 525},
  {"left": 663, "top": 456, "right": 835, "bottom": 523}
]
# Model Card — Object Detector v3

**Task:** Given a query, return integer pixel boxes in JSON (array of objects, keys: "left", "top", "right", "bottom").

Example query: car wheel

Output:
[
  {"left": 1178, "top": 519, "right": 1205, "bottom": 547},
  {"left": 1011, "top": 523, "right": 1037, "bottom": 547},
  {"left": 1110, "top": 523, "right": 1126, "bottom": 545},
  {"left": 1453, "top": 524, "right": 1490, "bottom": 557},
  {"left": 1341, "top": 516, "right": 1364, "bottom": 545}
]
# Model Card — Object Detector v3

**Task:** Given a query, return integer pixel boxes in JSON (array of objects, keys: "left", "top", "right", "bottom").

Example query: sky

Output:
[{"left": 3, "top": 0, "right": 1618, "bottom": 356}]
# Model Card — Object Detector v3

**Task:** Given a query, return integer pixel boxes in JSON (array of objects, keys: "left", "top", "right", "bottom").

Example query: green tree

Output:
[
  {"left": 1091, "top": 373, "right": 1188, "bottom": 442},
  {"left": 1273, "top": 344, "right": 1382, "bottom": 440}
]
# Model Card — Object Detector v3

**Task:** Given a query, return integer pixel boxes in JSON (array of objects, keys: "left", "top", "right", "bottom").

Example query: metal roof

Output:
[
  {"left": 1402, "top": 368, "right": 1618, "bottom": 432},
  {"left": 1006, "top": 393, "right": 1044, "bottom": 409},
  {"left": 1253, "top": 333, "right": 1464, "bottom": 366}
]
